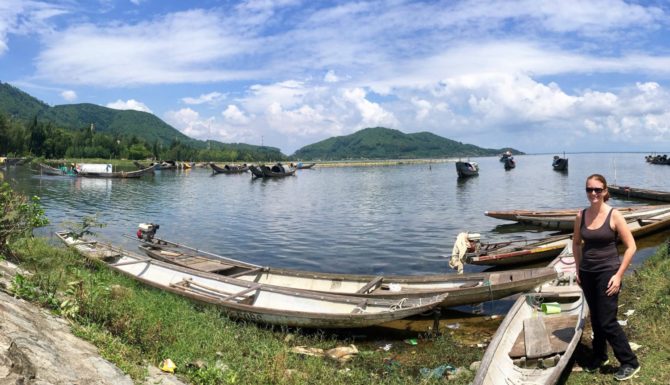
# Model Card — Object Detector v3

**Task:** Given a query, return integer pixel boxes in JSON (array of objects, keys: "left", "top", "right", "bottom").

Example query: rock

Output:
[
  {"left": 0, "top": 260, "right": 186, "bottom": 385},
  {"left": 470, "top": 361, "right": 481, "bottom": 371}
]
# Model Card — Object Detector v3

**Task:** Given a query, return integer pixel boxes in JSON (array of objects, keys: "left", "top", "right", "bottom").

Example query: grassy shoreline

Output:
[{"left": 6, "top": 237, "right": 669, "bottom": 384}]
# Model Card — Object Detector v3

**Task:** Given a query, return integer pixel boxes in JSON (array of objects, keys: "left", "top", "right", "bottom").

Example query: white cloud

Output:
[
  {"left": 181, "top": 92, "right": 225, "bottom": 105},
  {"left": 60, "top": 89, "right": 77, "bottom": 101},
  {"left": 0, "top": 1, "right": 68, "bottom": 55},
  {"left": 222, "top": 104, "right": 250, "bottom": 124},
  {"left": 106, "top": 99, "right": 153, "bottom": 113},
  {"left": 342, "top": 88, "right": 398, "bottom": 128},
  {"left": 324, "top": 70, "right": 339, "bottom": 83}
]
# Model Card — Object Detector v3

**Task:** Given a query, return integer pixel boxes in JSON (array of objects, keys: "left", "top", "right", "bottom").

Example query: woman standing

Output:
[{"left": 572, "top": 174, "right": 640, "bottom": 381}]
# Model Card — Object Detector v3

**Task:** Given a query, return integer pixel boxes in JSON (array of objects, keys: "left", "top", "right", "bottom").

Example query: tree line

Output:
[{"left": 0, "top": 112, "right": 284, "bottom": 162}]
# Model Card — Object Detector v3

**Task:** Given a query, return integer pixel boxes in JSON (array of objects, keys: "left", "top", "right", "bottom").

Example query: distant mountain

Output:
[
  {"left": 292, "top": 127, "right": 523, "bottom": 160},
  {"left": 0, "top": 81, "right": 285, "bottom": 158}
]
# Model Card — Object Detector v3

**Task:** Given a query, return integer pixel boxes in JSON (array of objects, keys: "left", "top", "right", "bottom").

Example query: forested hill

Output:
[
  {"left": 292, "top": 127, "right": 523, "bottom": 160},
  {"left": 0, "top": 82, "right": 192, "bottom": 146}
]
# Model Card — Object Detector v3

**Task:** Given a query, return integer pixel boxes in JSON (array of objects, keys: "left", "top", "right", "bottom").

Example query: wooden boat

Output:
[
  {"left": 472, "top": 207, "right": 670, "bottom": 266},
  {"left": 484, "top": 205, "right": 661, "bottom": 222},
  {"left": 57, "top": 231, "right": 444, "bottom": 329},
  {"left": 514, "top": 205, "right": 670, "bottom": 230},
  {"left": 135, "top": 235, "right": 558, "bottom": 308},
  {"left": 472, "top": 290, "right": 586, "bottom": 385},
  {"left": 248, "top": 165, "right": 265, "bottom": 178},
  {"left": 552, "top": 155, "right": 568, "bottom": 171},
  {"left": 295, "top": 162, "right": 316, "bottom": 169},
  {"left": 38, "top": 163, "right": 75, "bottom": 176},
  {"left": 503, "top": 157, "right": 516, "bottom": 170},
  {"left": 76, "top": 165, "right": 155, "bottom": 178},
  {"left": 209, "top": 163, "right": 249, "bottom": 174},
  {"left": 256, "top": 163, "right": 296, "bottom": 178},
  {"left": 474, "top": 242, "right": 587, "bottom": 385},
  {"left": 609, "top": 185, "right": 670, "bottom": 202},
  {"left": 466, "top": 234, "right": 572, "bottom": 267},
  {"left": 456, "top": 161, "right": 479, "bottom": 178}
]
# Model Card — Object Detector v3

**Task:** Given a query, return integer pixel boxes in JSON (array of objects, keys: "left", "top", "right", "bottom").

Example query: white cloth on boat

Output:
[{"left": 449, "top": 232, "right": 469, "bottom": 274}]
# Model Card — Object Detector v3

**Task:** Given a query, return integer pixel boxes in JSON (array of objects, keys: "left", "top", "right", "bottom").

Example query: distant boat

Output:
[
  {"left": 504, "top": 156, "right": 516, "bottom": 170},
  {"left": 38, "top": 163, "right": 75, "bottom": 176},
  {"left": 609, "top": 185, "right": 670, "bottom": 202},
  {"left": 295, "top": 162, "right": 316, "bottom": 170},
  {"left": 209, "top": 163, "right": 249, "bottom": 174},
  {"left": 250, "top": 163, "right": 296, "bottom": 178},
  {"left": 57, "top": 231, "right": 445, "bottom": 329},
  {"left": 456, "top": 161, "right": 479, "bottom": 178},
  {"left": 76, "top": 164, "right": 155, "bottom": 179},
  {"left": 552, "top": 155, "right": 568, "bottom": 171},
  {"left": 499, "top": 151, "right": 512, "bottom": 162}
]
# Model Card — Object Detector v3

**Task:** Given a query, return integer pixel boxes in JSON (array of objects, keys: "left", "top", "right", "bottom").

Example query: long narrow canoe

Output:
[
  {"left": 466, "top": 235, "right": 572, "bottom": 267},
  {"left": 472, "top": 207, "right": 670, "bottom": 266},
  {"left": 57, "top": 232, "right": 444, "bottom": 329},
  {"left": 484, "top": 205, "right": 659, "bottom": 222},
  {"left": 135, "top": 235, "right": 558, "bottom": 308},
  {"left": 77, "top": 165, "right": 155, "bottom": 178},
  {"left": 514, "top": 205, "right": 670, "bottom": 230},
  {"left": 609, "top": 185, "right": 670, "bottom": 202},
  {"left": 38, "top": 163, "right": 69, "bottom": 176},
  {"left": 472, "top": 289, "right": 587, "bottom": 385}
]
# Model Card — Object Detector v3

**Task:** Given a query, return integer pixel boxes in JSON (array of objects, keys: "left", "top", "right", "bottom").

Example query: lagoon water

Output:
[{"left": 3, "top": 153, "right": 669, "bottom": 277}]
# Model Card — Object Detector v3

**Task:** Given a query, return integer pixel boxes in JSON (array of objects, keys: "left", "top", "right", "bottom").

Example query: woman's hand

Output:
[{"left": 606, "top": 274, "right": 622, "bottom": 296}]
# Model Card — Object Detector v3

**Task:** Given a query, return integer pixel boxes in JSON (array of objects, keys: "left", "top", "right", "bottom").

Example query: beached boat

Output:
[
  {"left": 472, "top": 290, "right": 586, "bottom": 385},
  {"left": 209, "top": 163, "right": 249, "bottom": 174},
  {"left": 134, "top": 233, "right": 557, "bottom": 308},
  {"left": 76, "top": 165, "right": 155, "bottom": 178},
  {"left": 466, "top": 234, "right": 572, "bottom": 267},
  {"left": 552, "top": 155, "right": 568, "bottom": 171},
  {"left": 57, "top": 231, "right": 444, "bottom": 329},
  {"left": 473, "top": 242, "right": 586, "bottom": 385},
  {"left": 609, "top": 185, "right": 670, "bottom": 202},
  {"left": 456, "top": 161, "right": 479, "bottom": 178}
]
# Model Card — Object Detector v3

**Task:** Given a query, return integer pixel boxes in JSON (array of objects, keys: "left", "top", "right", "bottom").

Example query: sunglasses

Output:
[{"left": 585, "top": 187, "right": 605, "bottom": 194}]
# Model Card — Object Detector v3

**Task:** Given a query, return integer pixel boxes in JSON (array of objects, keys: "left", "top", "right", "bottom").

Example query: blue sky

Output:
[{"left": 1, "top": 0, "right": 670, "bottom": 155}]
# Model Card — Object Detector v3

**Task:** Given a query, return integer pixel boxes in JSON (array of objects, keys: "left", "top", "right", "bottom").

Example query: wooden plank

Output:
[
  {"left": 509, "top": 315, "right": 578, "bottom": 358},
  {"left": 112, "top": 259, "right": 152, "bottom": 267},
  {"left": 356, "top": 276, "right": 383, "bottom": 294},
  {"left": 220, "top": 284, "right": 261, "bottom": 302},
  {"left": 351, "top": 299, "right": 368, "bottom": 314},
  {"left": 524, "top": 317, "right": 553, "bottom": 359},
  {"left": 229, "top": 267, "right": 264, "bottom": 278}
]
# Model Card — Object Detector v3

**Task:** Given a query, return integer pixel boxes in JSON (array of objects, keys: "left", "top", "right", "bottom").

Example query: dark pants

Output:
[{"left": 580, "top": 269, "right": 639, "bottom": 367}]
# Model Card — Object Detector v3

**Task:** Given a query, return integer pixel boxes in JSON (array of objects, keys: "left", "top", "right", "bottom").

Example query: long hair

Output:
[{"left": 586, "top": 173, "right": 610, "bottom": 202}]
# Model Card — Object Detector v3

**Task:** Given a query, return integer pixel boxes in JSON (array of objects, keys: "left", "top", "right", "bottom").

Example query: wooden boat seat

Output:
[
  {"left": 356, "top": 276, "right": 383, "bottom": 294},
  {"left": 351, "top": 299, "right": 368, "bottom": 314},
  {"left": 523, "top": 317, "right": 553, "bottom": 359},
  {"left": 509, "top": 315, "right": 578, "bottom": 359}
]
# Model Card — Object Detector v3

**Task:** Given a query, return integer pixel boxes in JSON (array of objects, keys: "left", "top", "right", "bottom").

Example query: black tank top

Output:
[{"left": 580, "top": 208, "right": 620, "bottom": 272}]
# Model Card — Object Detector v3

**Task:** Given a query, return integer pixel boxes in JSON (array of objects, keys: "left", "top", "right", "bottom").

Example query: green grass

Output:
[
  {"left": 9, "top": 237, "right": 481, "bottom": 385},
  {"left": 9, "top": 237, "right": 670, "bottom": 385}
]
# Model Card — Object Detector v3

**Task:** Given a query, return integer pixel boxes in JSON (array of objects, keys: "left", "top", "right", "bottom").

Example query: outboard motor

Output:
[{"left": 137, "top": 223, "right": 159, "bottom": 241}]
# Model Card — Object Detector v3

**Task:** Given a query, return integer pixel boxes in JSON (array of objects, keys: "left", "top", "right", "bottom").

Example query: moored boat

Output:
[
  {"left": 552, "top": 155, "right": 568, "bottom": 171},
  {"left": 210, "top": 163, "right": 249, "bottom": 174},
  {"left": 132, "top": 227, "right": 558, "bottom": 308},
  {"left": 608, "top": 185, "right": 670, "bottom": 202},
  {"left": 76, "top": 164, "right": 155, "bottom": 178},
  {"left": 514, "top": 205, "right": 670, "bottom": 231},
  {"left": 456, "top": 161, "right": 479, "bottom": 178},
  {"left": 295, "top": 162, "right": 316, "bottom": 169},
  {"left": 253, "top": 163, "right": 296, "bottom": 178},
  {"left": 38, "top": 163, "right": 76, "bottom": 176},
  {"left": 484, "top": 205, "right": 661, "bottom": 223},
  {"left": 57, "top": 231, "right": 444, "bottom": 329},
  {"left": 472, "top": 290, "right": 587, "bottom": 385}
]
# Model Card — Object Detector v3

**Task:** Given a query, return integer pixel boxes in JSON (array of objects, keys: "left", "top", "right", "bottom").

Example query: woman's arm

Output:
[
  {"left": 607, "top": 209, "right": 636, "bottom": 296},
  {"left": 572, "top": 210, "right": 583, "bottom": 283}
]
